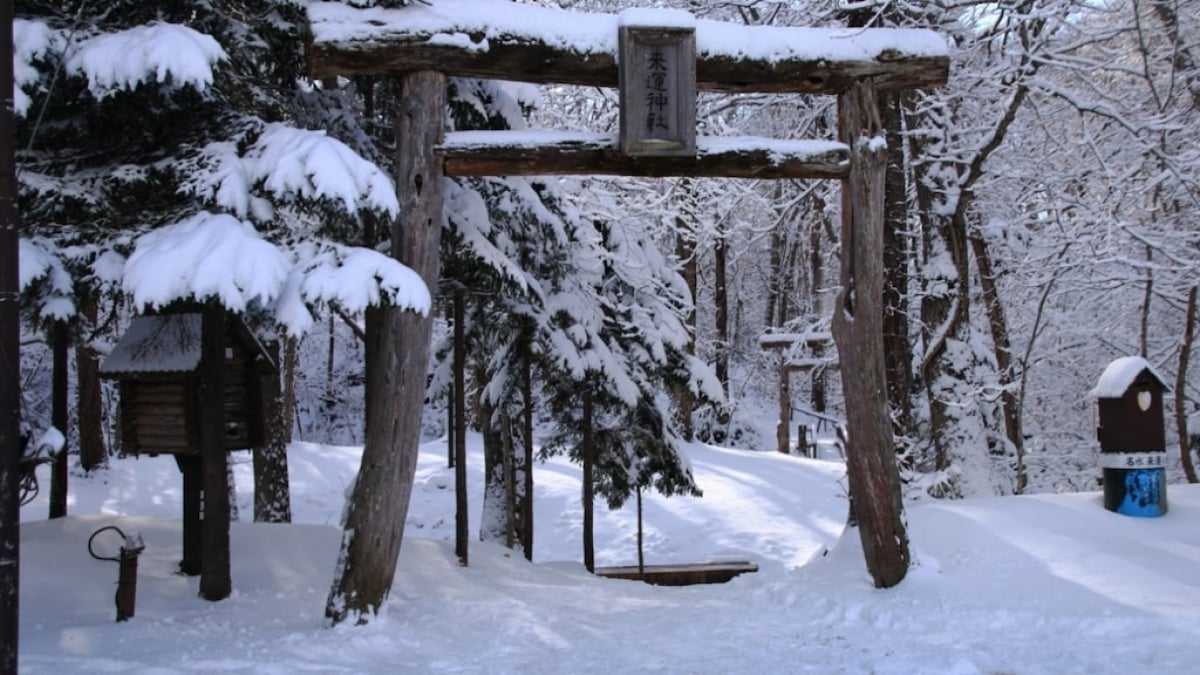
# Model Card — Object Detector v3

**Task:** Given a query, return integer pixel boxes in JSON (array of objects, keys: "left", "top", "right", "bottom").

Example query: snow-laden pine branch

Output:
[{"left": 66, "top": 22, "right": 227, "bottom": 97}]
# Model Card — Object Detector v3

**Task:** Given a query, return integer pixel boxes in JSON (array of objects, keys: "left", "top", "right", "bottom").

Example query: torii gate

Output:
[{"left": 306, "top": 0, "right": 948, "bottom": 619}]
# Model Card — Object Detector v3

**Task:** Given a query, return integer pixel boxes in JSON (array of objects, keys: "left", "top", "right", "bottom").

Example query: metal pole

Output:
[{"left": 0, "top": 0, "right": 24, "bottom": 669}]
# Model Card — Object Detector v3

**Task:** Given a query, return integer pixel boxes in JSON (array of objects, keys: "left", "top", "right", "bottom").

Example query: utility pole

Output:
[{"left": 1, "top": 0, "right": 24, "bottom": 670}]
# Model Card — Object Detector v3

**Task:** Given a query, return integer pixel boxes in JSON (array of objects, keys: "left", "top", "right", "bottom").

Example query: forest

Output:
[{"left": 6, "top": 0, "right": 1198, "bottom": 642}]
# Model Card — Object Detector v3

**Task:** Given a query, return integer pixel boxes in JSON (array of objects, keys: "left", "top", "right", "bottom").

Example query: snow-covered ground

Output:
[{"left": 17, "top": 438, "right": 1200, "bottom": 674}]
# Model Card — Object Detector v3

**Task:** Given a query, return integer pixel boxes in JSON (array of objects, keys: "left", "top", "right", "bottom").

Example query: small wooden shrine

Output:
[
  {"left": 100, "top": 310, "right": 275, "bottom": 456},
  {"left": 100, "top": 306, "right": 275, "bottom": 590}
]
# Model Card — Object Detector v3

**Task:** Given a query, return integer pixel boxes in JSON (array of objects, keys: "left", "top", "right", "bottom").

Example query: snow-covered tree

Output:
[{"left": 15, "top": 0, "right": 427, "bottom": 605}]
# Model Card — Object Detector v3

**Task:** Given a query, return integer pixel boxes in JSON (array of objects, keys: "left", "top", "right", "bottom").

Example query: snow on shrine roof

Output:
[
  {"left": 307, "top": 1, "right": 949, "bottom": 64},
  {"left": 1088, "top": 356, "right": 1171, "bottom": 399},
  {"left": 100, "top": 313, "right": 202, "bottom": 376}
]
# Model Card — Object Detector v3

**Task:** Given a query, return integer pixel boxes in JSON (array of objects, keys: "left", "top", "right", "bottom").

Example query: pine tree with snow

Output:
[{"left": 15, "top": 0, "right": 425, "bottom": 604}]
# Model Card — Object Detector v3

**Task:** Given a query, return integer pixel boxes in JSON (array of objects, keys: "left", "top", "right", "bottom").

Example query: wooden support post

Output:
[
  {"left": 176, "top": 455, "right": 202, "bottom": 576},
  {"left": 453, "top": 289, "right": 468, "bottom": 565},
  {"left": 326, "top": 69, "right": 446, "bottom": 623},
  {"left": 199, "top": 303, "right": 231, "bottom": 600},
  {"left": 831, "top": 79, "right": 910, "bottom": 589},
  {"left": 49, "top": 320, "right": 68, "bottom": 518},
  {"left": 777, "top": 362, "right": 791, "bottom": 454}
]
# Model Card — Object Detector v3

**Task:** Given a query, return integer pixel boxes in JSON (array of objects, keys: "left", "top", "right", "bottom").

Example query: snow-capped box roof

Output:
[
  {"left": 100, "top": 312, "right": 275, "bottom": 377},
  {"left": 1088, "top": 356, "right": 1170, "bottom": 399},
  {"left": 100, "top": 313, "right": 203, "bottom": 376}
]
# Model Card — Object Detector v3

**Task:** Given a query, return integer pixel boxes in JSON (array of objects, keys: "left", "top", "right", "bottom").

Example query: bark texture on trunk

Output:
[
  {"left": 714, "top": 230, "right": 729, "bottom": 396},
  {"left": 76, "top": 296, "right": 107, "bottom": 471},
  {"left": 969, "top": 227, "right": 1024, "bottom": 492},
  {"left": 1176, "top": 286, "right": 1198, "bottom": 483},
  {"left": 832, "top": 80, "right": 910, "bottom": 589},
  {"left": 326, "top": 70, "right": 445, "bottom": 624},
  {"left": 674, "top": 216, "right": 697, "bottom": 441},
  {"left": 880, "top": 90, "right": 913, "bottom": 460},
  {"left": 254, "top": 340, "right": 292, "bottom": 523}
]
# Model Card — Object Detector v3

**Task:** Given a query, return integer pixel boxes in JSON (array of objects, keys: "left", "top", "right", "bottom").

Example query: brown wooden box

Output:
[
  {"left": 1093, "top": 358, "right": 1169, "bottom": 453},
  {"left": 101, "top": 312, "right": 275, "bottom": 456}
]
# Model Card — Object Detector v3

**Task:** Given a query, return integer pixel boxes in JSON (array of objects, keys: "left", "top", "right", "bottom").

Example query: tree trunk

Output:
[
  {"left": 765, "top": 204, "right": 784, "bottom": 328},
  {"left": 0, "top": 0, "right": 20, "bottom": 662},
  {"left": 480, "top": 399, "right": 506, "bottom": 545},
  {"left": 1139, "top": 245, "right": 1152, "bottom": 357},
  {"left": 453, "top": 290, "right": 468, "bottom": 564},
  {"left": 1176, "top": 286, "right": 1198, "bottom": 483},
  {"left": 199, "top": 303, "right": 231, "bottom": 601},
  {"left": 520, "top": 339, "right": 535, "bottom": 560},
  {"left": 447, "top": 381, "right": 455, "bottom": 469},
  {"left": 325, "top": 314, "right": 336, "bottom": 408},
  {"left": 283, "top": 336, "right": 297, "bottom": 444},
  {"left": 636, "top": 486, "right": 645, "bottom": 577},
  {"left": 76, "top": 295, "right": 107, "bottom": 471},
  {"left": 808, "top": 214, "right": 828, "bottom": 413},
  {"left": 582, "top": 390, "right": 595, "bottom": 574},
  {"left": 674, "top": 216, "right": 697, "bottom": 440},
  {"left": 714, "top": 228, "right": 729, "bottom": 396},
  {"left": 503, "top": 413, "right": 517, "bottom": 549},
  {"left": 776, "top": 363, "right": 791, "bottom": 454},
  {"left": 880, "top": 90, "right": 913, "bottom": 463},
  {"left": 325, "top": 70, "right": 445, "bottom": 624},
  {"left": 49, "top": 321, "right": 68, "bottom": 519},
  {"left": 832, "top": 79, "right": 910, "bottom": 589},
  {"left": 254, "top": 340, "right": 292, "bottom": 523},
  {"left": 969, "top": 226, "right": 1024, "bottom": 493}
]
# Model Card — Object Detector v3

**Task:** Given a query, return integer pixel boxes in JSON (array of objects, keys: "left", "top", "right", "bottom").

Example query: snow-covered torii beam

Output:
[{"left": 305, "top": 1, "right": 949, "bottom": 95}]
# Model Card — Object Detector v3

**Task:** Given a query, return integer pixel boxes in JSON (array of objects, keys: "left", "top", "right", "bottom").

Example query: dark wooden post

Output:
[
  {"left": 777, "top": 362, "right": 791, "bottom": 454},
  {"left": 453, "top": 289, "right": 468, "bottom": 565},
  {"left": 49, "top": 320, "right": 69, "bottom": 518},
  {"left": 520, "top": 348, "right": 534, "bottom": 561},
  {"left": 177, "top": 454, "right": 202, "bottom": 575},
  {"left": 0, "top": 0, "right": 22, "bottom": 665},
  {"left": 582, "top": 389, "right": 595, "bottom": 574},
  {"left": 326, "top": 69, "right": 445, "bottom": 623},
  {"left": 831, "top": 79, "right": 910, "bottom": 588},
  {"left": 199, "top": 303, "right": 231, "bottom": 600}
]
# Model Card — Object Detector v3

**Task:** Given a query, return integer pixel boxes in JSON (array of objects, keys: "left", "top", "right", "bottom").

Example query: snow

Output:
[
  {"left": 97, "top": 313, "right": 202, "bottom": 375},
  {"left": 295, "top": 243, "right": 432, "bottom": 319},
  {"left": 122, "top": 213, "right": 292, "bottom": 313},
  {"left": 18, "top": 237, "right": 76, "bottom": 320},
  {"left": 1089, "top": 355, "right": 1171, "bottom": 399},
  {"left": 18, "top": 437, "right": 1200, "bottom": 673},
  {"left": 185, "top": 124, "right": 400, "bottom": 220},
  {"left": 618, "top": 8, "right": 696, "bottom": 30},
  {"left": 442, "top": 130, "right": 849, "bottom": 164},
  {"left": 120, "top": 215, "right": 430, "bottom": 335},
  {"left": 14, "top": 19, "right": 60, "bottom": 117},
  {"left": 65, "top": 22, "right": 227, "bottom": 98},
  {"left": 307, "top": 1, "right": 949, "bottom": 64}
]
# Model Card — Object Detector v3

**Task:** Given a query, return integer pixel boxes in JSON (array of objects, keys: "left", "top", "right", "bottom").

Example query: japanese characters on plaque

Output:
[
  {"left": 618, "top": 25, "right": 696, "bottom": 157},
  {"left": 1097, "top": 451, "right": 1168, "bottom": 470}
]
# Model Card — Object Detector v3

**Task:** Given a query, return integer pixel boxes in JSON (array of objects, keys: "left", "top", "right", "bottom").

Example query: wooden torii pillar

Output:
[
  {"left": 759, "top": 332, "right": 837, "bottom": 455},
  {"left": 306, "top": 2, "right": 948, "bottom": 602}
]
